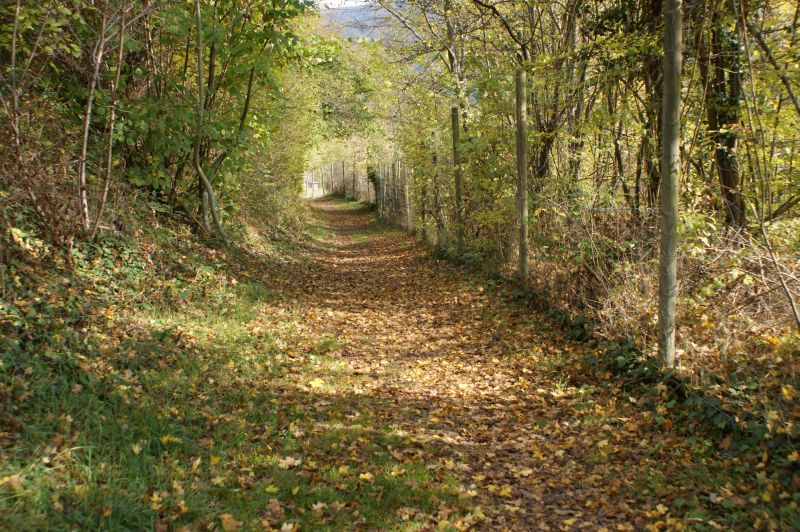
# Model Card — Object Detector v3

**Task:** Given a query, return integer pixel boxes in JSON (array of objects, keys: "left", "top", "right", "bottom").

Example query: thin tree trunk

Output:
[
  {"left": 420, "top": 180, "right": 428, "bottom": 242},
  {"left": 78, "top": 12, "right": 108, "bottom": 232},
  {"left": 515, "top": 68, "right": 529, "bottom": 282},
  {"left": 182, "top": 30, "right": 191, "bottom": 80},
  {"left": 9, "top": 0, "right": 22, "bottom": 156},
  {"left": 169, "top": 159, "right": 186, "bottom": 208},
  {"left": 658, "top": 0, "right": 682, "bottom": 368},
  {"left": 433, "top": 151, "right": 445, "bottom": 247},
  {"left": 90, "top": 6, "right": 127, "bottom": 241},
  {"left": 635, "top": 137, "right": 645, "bottom": 220},
  {"left": 404, "top": 164, "right": 412, "bottom": 230},
  {"left": 381, "top": 165, "right": 387, "bottom": 220},
  {"left": 451, "top": 106, "right": 464, "bottom": 248},
  {"left": 645, "top": 0, "right": 664, "bottom": 211},
  {"left": 192, "top": 0, "right": 225, "bottom": 241}
]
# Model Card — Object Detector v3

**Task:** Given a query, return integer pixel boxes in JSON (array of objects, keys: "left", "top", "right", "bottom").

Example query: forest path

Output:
[{"left": 261, "top": 198, "right": 687, "bottom": 530}]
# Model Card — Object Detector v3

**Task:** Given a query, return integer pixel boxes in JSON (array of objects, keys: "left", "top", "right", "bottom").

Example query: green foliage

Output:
[
  {"left": 586, "top": 335, "right": 799, "bottom": 520},
  {"left": 1, "top": 0, "right": 320, "bottom": 238}
]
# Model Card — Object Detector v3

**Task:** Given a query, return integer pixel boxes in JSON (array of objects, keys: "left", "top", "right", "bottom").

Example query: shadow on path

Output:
[{"left": 253, "top": 198, "right": 705, "bottom": 529}]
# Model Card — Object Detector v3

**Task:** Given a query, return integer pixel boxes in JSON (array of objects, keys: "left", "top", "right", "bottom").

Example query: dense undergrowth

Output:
[
  {"left": 430, "top": 228, "right": 800, "bottom": 528},
  {"left": 438, "top": 229, "right": 799, "bottom": 485}
]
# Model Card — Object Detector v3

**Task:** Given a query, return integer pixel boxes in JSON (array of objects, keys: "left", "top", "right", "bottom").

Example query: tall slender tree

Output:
[{"left": 657, "top": 0, "right": 682, "bottom": 368}]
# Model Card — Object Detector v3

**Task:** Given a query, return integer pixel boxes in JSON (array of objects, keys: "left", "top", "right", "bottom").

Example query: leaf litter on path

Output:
[{"left": 250, "top": 199, "right": 744, "bottom": 530}]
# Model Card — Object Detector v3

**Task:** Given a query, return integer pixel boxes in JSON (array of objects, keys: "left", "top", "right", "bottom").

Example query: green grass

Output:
[
  {"left": 333, "top": 199, "right": 374, "bottom": 212},
  {"left": 307, "top": 223, "right": 331, "bottom": 241}
]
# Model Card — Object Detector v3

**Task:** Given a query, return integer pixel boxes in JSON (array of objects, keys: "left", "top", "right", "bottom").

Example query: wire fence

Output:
[{"left": 303, "top": 159, "right": 414, "bottom": 231}]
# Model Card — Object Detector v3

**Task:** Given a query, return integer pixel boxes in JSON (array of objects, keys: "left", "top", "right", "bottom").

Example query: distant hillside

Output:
[{"left": 320, "top": 5, "right": 381, "bottom": 39}]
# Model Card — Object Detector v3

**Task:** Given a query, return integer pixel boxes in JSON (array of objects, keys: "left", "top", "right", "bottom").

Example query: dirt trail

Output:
[{"left": 264, "top": 199, "right": 685, "bottom": 530}]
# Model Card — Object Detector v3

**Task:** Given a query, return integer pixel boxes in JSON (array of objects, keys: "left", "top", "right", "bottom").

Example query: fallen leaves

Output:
[
  {"left": 160, "top": 435, "right": 181, "bottom": 445},
  {"left": 4, "top": 199, "right": 791, "bottom": 531},
  {"left": 266, "top": 498, "right": 284, "bottom": 518},
  {"left": 0, "top": 474, "right": 24, "bottom": 492},
  {"left": 277, "top": 456, "right": 302, "bottom": 469},
  {"left": 219, "top": 513, "right": 241, "bottom": 531}
]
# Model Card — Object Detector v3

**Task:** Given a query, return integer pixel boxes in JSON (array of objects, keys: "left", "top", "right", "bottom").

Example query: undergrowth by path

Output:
[{"left": 1, "top": 199, "right": 796, "bottom": 530}]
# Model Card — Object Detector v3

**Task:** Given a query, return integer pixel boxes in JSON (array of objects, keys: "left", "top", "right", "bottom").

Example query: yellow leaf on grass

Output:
[
  {"left": 265, "top": 484, "right": 279, "bottom": 494},
  {"left": 309, "top": 378, "right": 325, "bottom": 389},
  {"left": 359, "top": 472, "right": 374, "bottom": 481},
  {"left": 0, "top": 474, "right": 24, "bottom": 492},
  {"left": 782, "top": 385, "right": 796, "bottom": 401},
  {"left": 220, "top": 513, "right": 241, "bottom": 531},
  {"left": 51, "top": 494, "right": 64, "bottom": 512},
  {"left": 499, "top": 485, "right": 513, "bottom": 497}
]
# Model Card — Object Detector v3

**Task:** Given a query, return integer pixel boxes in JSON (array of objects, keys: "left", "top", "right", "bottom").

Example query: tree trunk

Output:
[
  {"left": 379, "top": 165, "right": 386, "bottom": 221},
  {"left": 420, "top": 180, "right": 428, "bottom": 242},
  {"left": 707, "top": 0, "right": 745, "bottom": 228},
  {"left": 432, "top": 150, "right": 445, "bottom": 248},
  {"left": 404, "top": 164, "right": 412, "bottom": 230},
  {"left": 450, "top": 106, "right": 464, "bottom": 248},
  {"left": 78, "top": 13, "right": 108, "bottom": 232},
  {"left": 658, "top": 0, "right": 682, "bottom": 368},
  {"left": 644, "top": 0, "right": 664, "bottom": 210},
  {"left": 90, "top": 6, "right": 127, "bottom": 241},
  {"left": 515, "top": 68, "right": 529, "bottom": 282},
  {"left": 192, "top": 0, "right": 225, "bottom": 241}
]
